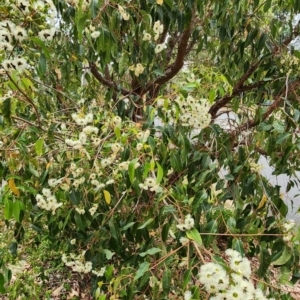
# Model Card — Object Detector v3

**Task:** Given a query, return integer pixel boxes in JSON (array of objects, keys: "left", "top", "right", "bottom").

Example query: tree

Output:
[{"left": 0, "top": 0, "right": 300, "bottom": 298}]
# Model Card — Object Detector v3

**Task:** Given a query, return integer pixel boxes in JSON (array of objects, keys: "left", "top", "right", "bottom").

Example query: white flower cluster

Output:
[
  {"left": 69, "top": 164, "right": 86, "bottom": 189},
  {"left": 36, "top": 188, "right": 63, "bottom": 214},
  {"left": 142, "top": 20, "right": 166, "bottom": 54},
  {"left": 153, "top": 20, "right": 164, "bottom": 41},
  {"left": 136, "top": 129, "right": 150, "bottom": 142},
  {"left": 199, "top": 249, "right": 275, "bottom": 300},
  {"left": 89, "top": 203, "right": 98, "bottom": 216},
  {"left": 71, "top": 112, "right": 94, "bottom": 126},
  {"left": 129, "top": 63, "right": 145, "bottom": 77},
  {"left": 62, "top": 251, "right": 92, "bottom": 274},
  {"left": 84, "top": 24, "right": 100, "bottom": 39},
  {"left": 176, "top": 214, "right": 195, "bottom": 231},
  {"left": 175, "top": 95, "right": 211, "bottom": 129},
  {"left": 92, "top": 266, "right": 106, "bottom": 277},
  {"left": 139, "top": 177, "right": 161, "bottom": 192},
  {"left": 90, "top": 173, "right": 115, "bottom": 192},
  {"left": 65, "top": 116, "right": 100, "bottom": 150},
  {"left": 282, "top": 220, "right": 295, "bottom": 242},
  {"left": 118, "top": 5, "right": 130, "bottom": 21}
]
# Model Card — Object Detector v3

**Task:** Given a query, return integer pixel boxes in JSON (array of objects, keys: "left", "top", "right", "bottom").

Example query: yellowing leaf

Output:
[
  {"left": 8, "top": 178, "right": 20, "bottom": 196},
  {"left": 103, "top": 190, "right": 111, "bottom": 204},
  {"left": 258, "top": 194, "right": 268, "bottom": 210}
]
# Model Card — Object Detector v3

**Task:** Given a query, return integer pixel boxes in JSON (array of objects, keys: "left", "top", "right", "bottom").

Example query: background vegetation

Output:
[{"left": 1, "top": 0, "right": 300, "bottom": 299}]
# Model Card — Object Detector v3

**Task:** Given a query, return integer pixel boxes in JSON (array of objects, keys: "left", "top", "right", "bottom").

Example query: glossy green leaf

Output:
[
  {"left": 186, "top": 228, "right": 202, "bottom": 246},
  {"left": 128, "top": 159, "right": 138, "bottom": 184},
  {"left": 139, "top": 247, "right": 161, "bottom": 257},
  {"left": 134, "top": 262, "right": 150, "bottom": 281},
  {"left": 162, "top": 267, "right": 171, "bottom": 294},
  {"left": 138, "top": 218, "right": 154, "bottom": 229},
  {"left": 272, "top": 246, "right": 292, "bottom": 266}
]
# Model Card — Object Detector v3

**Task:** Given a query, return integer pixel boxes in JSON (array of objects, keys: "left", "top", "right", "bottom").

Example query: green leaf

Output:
[
  {"left": 28, "top": 163, "right": 40, "bottom": 177},
  {"left": 138, "top": 218, "right": 154, "bottom": 229},
  {"left": 276, "top": 133, "right": 291, "bottom": 145},
  {"left": 0, "top": 273, "right": 6, "bottom": 294},
  {"left": 4, "top": 199, "right": 13, "bottom": 220},
  {"left": 128, "top": 158, "right": 138, "bottom": 184},
  {"left": 139, "top": 247, "right": 161, "bottom": 257},
  {"left": 9, "top": 241, "right": 18, "bottom": 256},
  {"left": 233, "top": 239, "right": 245, "bottom": 256},
  {"left": 161, "top": 223, "right": 170, "bottom": 243},
  {"left": 35, "top": 138, "right": 44, "bottom": 155},
  {"left": 272, "top": 246, "right": 292, "bottom": 266},
  {"left": 134, "top": 262, "right": 150, "bottom": 281},
  {"left": 182, "top": 269, "right": 192, "bottom": 290},
  {"left": 114, "top": 126, "right": 121, "bottom": 138},
  {"left": 258, "top": 247, "right": 272, "bottom": 278},
  {"left": 103, "top": 249, "right": 115, "bottom": 260},
  {"left": 121, "top": 222, "right": 136, "bottom": 231},
  {"left": 13, "top": 200, "right": 23, "bottom": 222},
  {"left": 38, "top": 53, "right": 47, "bottom": 76},
  {"left": 224, "top": 174, "right": 234, "bottom": 181},
  {"left": 156, "top": 162, "right": 164, "bottom": 184},
  {"left": 162, "top": 267, "right": 171, "bottom": 294},
  {"left": 186, "top": 228, "right": 202, "bottom": 246},
  {"left": 69, "top": 188, "right": 80, "bottom": 205},
  {"left": 29, "top": 37, "right": 50, "bottom": 58}
]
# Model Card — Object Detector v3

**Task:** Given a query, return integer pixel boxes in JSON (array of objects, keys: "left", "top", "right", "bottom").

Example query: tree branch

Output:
[
  {"left": 90, "top": 62, "right": 137, "bottom": 98},
  {"left": 143, "top": 25, "right": 192, "bottom": 98},
  {"left": 209, "top": 60, "right": 262, "bottom": 118},
  {"left": 209, "top": 80, "right": 265, "bottom": 119},
  {"left": 233, "top": 78, "right": 300, "bottom": 135}
]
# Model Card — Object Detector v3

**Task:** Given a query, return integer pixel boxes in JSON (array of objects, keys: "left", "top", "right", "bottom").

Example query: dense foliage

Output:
[{"left": 1, "top": 0, "right": 300, "bottom": 299}]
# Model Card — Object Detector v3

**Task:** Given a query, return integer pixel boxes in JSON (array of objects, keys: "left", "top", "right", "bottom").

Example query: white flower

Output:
[
  {"left": 42, "top": 188, "right": 52, "bottom": 198},
  {"left": 153, "top": 20, "right": 164, "bottom": 35},
  {"left": 199, "top": 262, "right": 229, "bottom": 293},
  {"left": 118, "top": 161, "right": 129, "bottom": 171},
  {"left": 111, "top": 143, "right": 122, "bottom": 153},
  {"left": 91, "top": 31, "right": 100, "bottom": 39},
  {"left": 2, "top": 57, "right": 29, "bottom": 73},
  {"left": 225, "top": 285, "right": 245, "bottom": 300},
  {"left": 83, "top": 126, "right": 99, "bottom": 135},
  {"left": 12, "top": 26, "right": 27, "bottom": 42},
  {"left": 16, "top": 0, "right": 30, "bottom": 13},
  {"left": 135, "top": 63, "right": 144, "bottom": 76},
  {"left": 89, "top": 204, "right": 98, "bottom": 216},
  {"left": 184, "top": 214, "right": 195, "bottom": 229},
  {"left": 112, "top": 116, "right": 122, "bottom": 127},
  {"left": 179, "top": 237, "right": 189, "bottom": 245},
  {"left": 136, "top": 143, "right": 143, "bottom": 151},
  {"left": 142, "top": 31, "right": 152, "bottom": 41},
  {"left": 75, "top": 207, "right": 85, "bottom": 215},
  {"left": 283, "top": 220, "right": 295, "bottom": 232},
  {"left": 70, "top": 239, "right": 76, "bottom": 245},
  {"left": 38, "top": 28, "right": 56, "bottom": 41},
  {"left": 92, "top": 267, "right": 106, "bottom": 277},
  {"left": 155, "top": 43, "right": 167, "bottom": 54},
  {"left": 184, "top": 290, "right": 192, "bottom": 300},
  {"left": 0, "top": 28, "right": 12, "bottom": 44},
  {"left": 118, "top": 5, "right": 130, "bottom": 21},
  {"left": 0, "top": 41, "right": 13, "bottom": 51}
]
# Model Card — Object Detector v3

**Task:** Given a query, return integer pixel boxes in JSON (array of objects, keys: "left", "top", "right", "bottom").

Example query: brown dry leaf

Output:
[
  {"left": 67, "top": 288, "right": 79, "bottom": 299},
  {"left": 52, "top": 283, "right": 64, "bottom": 297}
]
